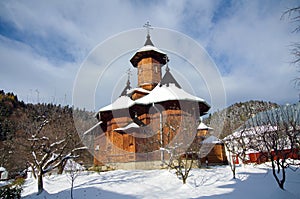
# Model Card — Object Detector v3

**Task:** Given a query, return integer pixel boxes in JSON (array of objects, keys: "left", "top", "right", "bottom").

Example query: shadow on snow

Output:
[
  {"left": 197, "top": 167, "right": 299, "bottom": 199},
  {"left": 22, "top": 186, "right": 138, "bottom": 199}
]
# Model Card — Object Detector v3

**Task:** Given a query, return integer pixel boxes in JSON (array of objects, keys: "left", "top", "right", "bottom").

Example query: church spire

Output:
[
  {"left": 120, "top": 68, "right": 132, "bottom": 96},
  {"left": 130, "top": 22, "right": 168, "bottom": 90},
  {"left": 144, "top": 34, "right": 154, "bottom": 46},
  {"left": 160, "top": 61, "right": 181, "bottom": 88}
]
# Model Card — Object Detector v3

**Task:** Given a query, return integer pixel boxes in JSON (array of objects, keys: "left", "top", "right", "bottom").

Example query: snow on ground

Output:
[
  {"left": 22, "top": 164, "right": 300, "bottom": 199},
  {"left": 0, "top": 180, "right": 10, "bottom": 187}
]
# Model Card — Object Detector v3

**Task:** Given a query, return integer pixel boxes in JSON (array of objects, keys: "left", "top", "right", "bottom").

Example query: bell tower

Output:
[{"left": 130, "top": 22, "right": 168, "bottom": 91}]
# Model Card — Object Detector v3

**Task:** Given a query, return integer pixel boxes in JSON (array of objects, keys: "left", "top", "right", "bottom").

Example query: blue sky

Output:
[{"left": 0, "top": 0, "right": 299, "bottom": 111}]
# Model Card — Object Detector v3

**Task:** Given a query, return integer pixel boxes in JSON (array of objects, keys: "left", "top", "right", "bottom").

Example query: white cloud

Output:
[
  {"left": 0, "top": 35, "right": 77, "bottom": 104},
  {"left": 0, "top": 0, "right": 299, "bottom": 111},
  {"left": 207, "top": 0, "right": 299, "bottom": 105}
]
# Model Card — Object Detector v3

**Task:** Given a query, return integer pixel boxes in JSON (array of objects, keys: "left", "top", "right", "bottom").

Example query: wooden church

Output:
[{"left": 92, "top": 28, "right": 227, "bottom": 169}]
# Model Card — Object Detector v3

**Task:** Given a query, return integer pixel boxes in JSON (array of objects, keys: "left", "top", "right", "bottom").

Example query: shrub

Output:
[
  {"left": 0, "top": 185, "right": 22, "bottom": 199},
  {"left": 88, "top": 166, "right": 102, "bottom": 173},
  {"left": 0, "top": 178, "right": 24, "bottom": 199},
  {"left": 13, "top": 177, "right": 25, "bottom": 186}
]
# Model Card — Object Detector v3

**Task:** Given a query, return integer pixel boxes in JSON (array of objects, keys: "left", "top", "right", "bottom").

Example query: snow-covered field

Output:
[{"left": 22, "top": 164, "right": 300, "bottom": 199}]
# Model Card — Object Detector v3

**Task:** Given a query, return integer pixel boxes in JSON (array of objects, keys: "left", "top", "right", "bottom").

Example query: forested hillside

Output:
[
  {"left": 205, "top": 100, "right": 279, "bottom": 139},
  {"left": 0, "top": 90, "right": 95, "bottom": 177}
]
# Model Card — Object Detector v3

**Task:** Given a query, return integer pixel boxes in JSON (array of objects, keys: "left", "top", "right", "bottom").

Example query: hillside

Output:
[
  {"left": 205, "top": 100, "right": 279, "bottom": 138},
  {"left": 0, "top": 90, "right": 95, "bottom": 176}
]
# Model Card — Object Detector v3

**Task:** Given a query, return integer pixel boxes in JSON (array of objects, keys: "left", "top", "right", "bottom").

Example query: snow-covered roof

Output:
[
  {"left": 197, "top": 122, "right": 213, "bottom": 130},
  {"left": 98, "top": 83, "right": 209, "bottom": 113},
  {"left": 83, "top": 121, "right": 103, "bottom": 135},
  {"left": 136, "top": 45, "right": 167, "bottom": 55},
  {"left": 245, "top": 148, "right": 260, "bottom": 154},
  {"left": 202, "top": 135, "right": 221, "bottom": 144},
  {"left": 224, "top": 125, "right": 278, "bottom": 140},
  {"left": 99, "top": 96, "right": 135, "bottom": 112},
  {"left": 135, "top": 83, "right": 207, "bottom": 105},
  {"left": 130, "top": 34, "right": 168, "bottom": 67},
  {"left": 127, "top": 87, "right": 150, "bottom": 95},
  {"left": 114, "top": 122, "right": 140, "bottom": 132}
]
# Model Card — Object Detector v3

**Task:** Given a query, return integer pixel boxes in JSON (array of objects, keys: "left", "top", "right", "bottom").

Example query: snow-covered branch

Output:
[{"left": 50, "top": 139, "right": 66, "bottom": 148}]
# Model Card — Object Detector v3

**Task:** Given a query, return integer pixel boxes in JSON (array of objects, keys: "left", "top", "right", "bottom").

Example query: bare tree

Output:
[
  {"left": 282, "top": 6, "right": 300, "bottom": 34},
  {"left": 161, "top": 113, "right": 198, "bottom": 184},
  {"left": 282, "top": 6, "right": 300, "bottom": 88},
  {"left": 237, "top": 104, "right": 300, "bottom": 190},
  {"left": 223, "top": 137, "right": 237, "bottom": 179},
  {"left": 66, "top": 159, "right": 84, "bottom": 199},
  {"left": 15, "top": 105, "right": 85, "bottom": 194},
  {"left": 224, "top": 126, "right": 256, "bottom": 179},
  {"left": 22, "top": 114, "right": 86, "bottom": 194},
  {"left": 162, "top": 143, "right": 195, "bottom": 184}
]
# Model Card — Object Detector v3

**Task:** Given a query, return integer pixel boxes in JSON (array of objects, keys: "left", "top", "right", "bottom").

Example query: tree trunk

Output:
[
  {"left": 37, "top": 172, "right": 44, "bottom": 195},
  {"left": 271, "top": 159, "right": 285, "bottom": 190},
  {"left": 182, "top": 175, "right": 187, "bottom": 184},
  {"left": 57, "top": 160, "right": 67, "bottom": 174},
  {"left": 31, "top": 164, "right": 37, "bottom": 179},
  {"left": 232, "top": 163, "right": 236, "bottom": 179},
  {"left": 71, "top": 179, "right": 74, "bottom": 199}
]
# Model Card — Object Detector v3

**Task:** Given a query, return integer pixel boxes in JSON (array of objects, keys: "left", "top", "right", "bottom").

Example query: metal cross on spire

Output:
[
  {"left": 126, "top": 68, "right": 132, "bottom": 84},
  {"left": 143, "top": 21, "right": 153, "bottom": 36},
  {"left": 164, "top": 56, "right": 170, "bottom": 72}
]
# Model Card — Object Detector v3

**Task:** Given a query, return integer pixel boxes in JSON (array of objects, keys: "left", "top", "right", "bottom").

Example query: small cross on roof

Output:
[
  {"left": 126, "top": 68, "right": 132, "bottom": 82},
  {"left": 143, "top": 21, "right": 153, "bottom": 36}
]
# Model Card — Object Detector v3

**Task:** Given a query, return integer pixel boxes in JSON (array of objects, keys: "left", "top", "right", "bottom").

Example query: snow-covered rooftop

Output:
[
  {"left": 202, "top": 135, "right": 221, "bottom": 144},
  {"left": 197, "top": 122, "right": 213, "bottom": 130},
  {"left": 99, "top": 96, "right": 135, "bottom": 112},
  {"left": 114, "top": 122, "right": 140, "bottom": 132},
  {"left": 98, "top": 83, "right": 209, "bottom": 113},
  {"left": 0, "top": 167, "right": 6, "bottom": 172},
  {"left": 136, "top": 45, "right": 167, "bottom": 55},
  {"left": 224, "top": 125, "right": 278, "bottom": 140},
  {"left": 83, "top": 121, "right": 103, "bottom": 135},
  {"left": 135, "top": 83, "right": 207, "bottom": 105},
  {"left": 130, "top": 34, "right": 168, "bottom": 67},
  {"left": 127, "top": 87, "right": 150, "bottom": 95}
]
